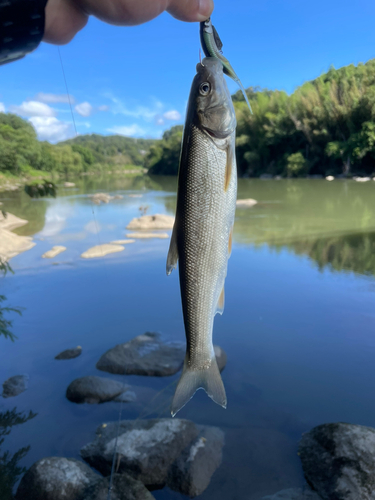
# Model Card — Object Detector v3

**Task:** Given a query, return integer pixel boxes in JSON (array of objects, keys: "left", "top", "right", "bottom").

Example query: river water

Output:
[{"left": 1, "top": 176, "right": 375, "bottom": 499}]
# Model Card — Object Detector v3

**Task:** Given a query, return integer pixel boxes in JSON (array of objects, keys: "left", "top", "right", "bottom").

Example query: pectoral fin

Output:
[
  {"left": 224, "top": 143, "right": 234, "bottom": 192},
  {"left": 166, "top": 225, "right": 179, "bottom": 275},
  {"left": 216, "top": 286, "right": 225, "bottom": 315}
]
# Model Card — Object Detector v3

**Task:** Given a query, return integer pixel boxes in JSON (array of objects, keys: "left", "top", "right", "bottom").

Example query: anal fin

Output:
[
  {"left": 216, "top": 286, "right": 225, "bottom": 315},
  {"left": 224, "top": 142, "right": 234, "bottom": 192},
  {"left": 166, "top": 224, "right": 179, "bottom": 275}
]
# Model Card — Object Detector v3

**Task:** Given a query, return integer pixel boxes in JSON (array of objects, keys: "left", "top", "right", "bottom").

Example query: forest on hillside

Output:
[
  {"left": 0, "top": 114, "right": 154, "bottom": 178},
  {"left": 146, "top": 59, "right": 375, "bottom": 177}
]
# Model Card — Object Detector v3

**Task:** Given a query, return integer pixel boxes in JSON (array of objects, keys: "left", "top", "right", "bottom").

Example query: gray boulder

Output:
[
  {"left": 299, "top": 422, "right": 375, "bottom": 500},
  {"left": 96, "top": 332, "right": 185, "bottom": 376},
  {"left": 96, "top": 332, "right": 226, "bottom": 377},
  {"left": 167, "top": 424, "right": 225, "bottom": 497},
  {"left": 66, "top": 376, "right": 132, "bottom": 404},
  {"left": 55, "top": 346, "right": 82, "bottom": 360},
  {"left": 2, "top": 374, "right": 28, "bottom": 398},
  {"left": 15, "top": 457, "right": 99, "bottom": 500},
  {"left": 80, "top": 473, "right": 155, "bottom": 500},
  {"left": 80, "top": 418, "right": 198, "bottom": 488},
  {"left": 261, "top": 488, "right": 322, "bottom": 499}
]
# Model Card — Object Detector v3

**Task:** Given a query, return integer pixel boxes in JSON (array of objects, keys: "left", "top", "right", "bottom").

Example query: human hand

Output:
[{"left": 44, "top": 0, "right": 214, "bottom": 44}]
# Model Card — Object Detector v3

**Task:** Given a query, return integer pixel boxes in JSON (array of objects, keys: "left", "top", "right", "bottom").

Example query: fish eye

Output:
[{"left": 199, "top": 82, "right": 211, "bottom": 96}]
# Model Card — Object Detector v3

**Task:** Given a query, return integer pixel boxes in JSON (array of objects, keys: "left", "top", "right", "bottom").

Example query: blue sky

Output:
[{"left": 1, "top": 0, "right": 375, "bottom": 143}]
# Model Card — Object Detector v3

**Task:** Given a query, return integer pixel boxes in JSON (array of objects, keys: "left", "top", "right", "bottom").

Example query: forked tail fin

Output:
[{"left": 171, "top": 355, "right": 227, "bottom": 417}]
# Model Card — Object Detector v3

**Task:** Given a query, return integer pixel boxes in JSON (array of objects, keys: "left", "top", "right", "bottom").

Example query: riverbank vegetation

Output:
[
  {"left": 146, "top": 59, "right": 375, "bottom": 177},
  {"left": 0, "top": 113, "right": 154, "bottom": 182},
  {"left": 2, "top": 59, "right": 375, "bottom": 181}
]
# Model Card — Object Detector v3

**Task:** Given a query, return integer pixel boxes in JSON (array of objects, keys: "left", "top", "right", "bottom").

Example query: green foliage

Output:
[
  {"left": 24, "top": 180, "right": 57, "bottom": 198},
  {"left": 0, "top": 260, "right": 21, "bottom": 342},
  {"left": 285, "top": 152, "right": 307, "bottom": 177},
  {"left": 145, "top": 125, "right": 183, "bottom": 175},
  {"left": 0, "top": 408, "right": 37, "bottom": 499},
  {"left": 0, "top": 114, "right": 155, "bottom": 179},
  {"left": 148, "top": 59, "right": 375, "bottom": 177}
]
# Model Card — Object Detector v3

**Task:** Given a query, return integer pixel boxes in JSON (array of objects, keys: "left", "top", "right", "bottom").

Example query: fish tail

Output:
[
  {"left": 236, "top": 79, "right": 253, "bottom": 115},
  {"left": 171, "top": 355, "right": 227, "bottom": 417}
]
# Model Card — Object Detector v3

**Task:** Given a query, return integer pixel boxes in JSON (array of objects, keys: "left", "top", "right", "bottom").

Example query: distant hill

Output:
[{"left": 62, "top": 134, "right": 155, "bottom": 167}]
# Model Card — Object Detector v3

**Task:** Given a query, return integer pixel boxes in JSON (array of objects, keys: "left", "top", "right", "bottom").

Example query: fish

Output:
[
  {"left": 200, "top": 17, "right": 253, "bottom": 114},
  {"left": 167, "top": 57, "right": 237, "bottom": 417}
]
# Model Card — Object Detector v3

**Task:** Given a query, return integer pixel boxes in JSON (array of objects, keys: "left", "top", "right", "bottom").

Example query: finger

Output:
[
  {"left": 167, "top": 0, "right": 214, "bottom": 22},
  {"left": 44, "top": 0, "right": 88, "bottom": 44}
]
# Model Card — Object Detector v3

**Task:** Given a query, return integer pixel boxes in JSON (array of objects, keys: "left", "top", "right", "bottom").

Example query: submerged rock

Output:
[
  {"left": 15, "top": 457, "right": 98, "bottom": 500},
  {"left": 80, "top": 473, "right": 155, "bottom": 500},
  {"left": 167, "top": 425, "right": 225, "bottom": 497},
  {"left": 236, "top": 198, "right": 258, "bottom": 207},
  {"left": 96, "top": 332, "right": 185, "bottom": 376},
  {"left": 2, "top": 374, "right": 29, "bottom": 398},
  {"left": 125, "top": 232, "right": 169, "bottom": 239},
  {"left": 55, "top": 346, "right": 82, "bottom": 360},
  {"left": 110, "top": 239, "right": 135, "bottom": 245},
  {"left": 81, "top": 244, "right": 124, "bottom": 259},
  {"left": 66, "top": 376, "right": 131, "bottom": 404},
  {"left": 0, "top": 228, "right": 35, "bottom": 261},
  {"left": 126, "top": 214, "right": 174, "bottom": 230},
  {"left": 214, "top": 345, "right": 227, "bottom": 372},
  {"left": 81, "top": 418, "right": 198, "bottom": 488},
  {"left": 91, "top": 192, "right": 113, "bottom": 204},
  {"left": 261, "top": 488, "right": 322, "bottom": 499},
  {"left": 299, "top": 422, "right": 375, "bottom": 500},
  {"left": 42, "top": 246, "right": 67, "bottom": 259}
]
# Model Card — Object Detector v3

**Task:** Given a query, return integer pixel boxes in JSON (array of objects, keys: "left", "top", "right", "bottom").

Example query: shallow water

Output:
[{"left": 1, "top": 176, "right": 375, "bottom": 499}]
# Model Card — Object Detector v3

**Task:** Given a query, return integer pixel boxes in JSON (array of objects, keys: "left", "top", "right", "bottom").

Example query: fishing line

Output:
[{"left": 57, "top": 47, "right": 122, "bottom": 500}]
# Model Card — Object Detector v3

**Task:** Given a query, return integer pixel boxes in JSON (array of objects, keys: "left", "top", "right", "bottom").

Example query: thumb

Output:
[{"left": 167, "top": 0, "right": 214, "bottom": 22}]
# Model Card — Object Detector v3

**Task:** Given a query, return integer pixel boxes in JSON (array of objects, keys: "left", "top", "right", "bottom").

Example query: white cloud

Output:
[
  {"left": 98, "top": 105, "right": 109, "bottom": 112},
  {"left": 106, "top": 95, "right": 163, "bottom": 122},
  {"left": 9, "top": 101, "right": 55, "bottom": 117},
  {"left": 75, "top": 102, "right": 93, "bottom": 117},
  {"left": 156, "top": 117, "right": 164, "bottom": 125},
  {"left": 163, "top": 110, "right": 181, "bottom": 121},
  {"left": 76, "top": 121, "right": 91, "bottom": 128},
  {"left": 107, "top": 124, "right": 146, "bottom": 137},
  {"left": 0, "top": 103, "right": 5, "bottom": 113},
  {"left": 35, "top": 92, "right": 75, "bottom": 104},
  {"left": 29, "top": 116, "right": 73, "bottom": 142}
]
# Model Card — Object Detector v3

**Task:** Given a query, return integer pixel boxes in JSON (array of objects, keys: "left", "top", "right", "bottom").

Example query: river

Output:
[{"left": 1, "top": 176, "right": 375, "bottom": 499}]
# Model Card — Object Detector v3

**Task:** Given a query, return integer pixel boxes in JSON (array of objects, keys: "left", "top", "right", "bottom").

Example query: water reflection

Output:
[
  {"left": 283, "top": 231, "right": 375, "bottom": 276},
  {"left": 0, "top": 408, "right": 37, "bottom": 499}
]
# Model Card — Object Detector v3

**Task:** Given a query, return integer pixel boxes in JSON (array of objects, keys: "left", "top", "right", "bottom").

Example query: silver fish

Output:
[{"left": 167, "top": 57, "right": 237, "bottom": 416}]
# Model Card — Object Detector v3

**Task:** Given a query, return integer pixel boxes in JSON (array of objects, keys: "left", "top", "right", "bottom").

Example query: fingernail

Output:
[{"left": 197, "top": 0, "right": 214, "bottom": 21}]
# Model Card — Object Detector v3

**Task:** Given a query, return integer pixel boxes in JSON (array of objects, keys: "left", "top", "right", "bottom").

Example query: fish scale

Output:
[{"left": 167, "top": 57, "right": 237, "bottom": 416}]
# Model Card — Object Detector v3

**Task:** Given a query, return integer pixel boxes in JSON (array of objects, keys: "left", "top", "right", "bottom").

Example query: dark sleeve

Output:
[{"left": 0, "top": 0, "right": 48, "bottom": 66}]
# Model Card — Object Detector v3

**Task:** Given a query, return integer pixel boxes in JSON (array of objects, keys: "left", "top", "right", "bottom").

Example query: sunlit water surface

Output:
[{"left": 1, "top": 176, "right": 375, "bottom": 499}]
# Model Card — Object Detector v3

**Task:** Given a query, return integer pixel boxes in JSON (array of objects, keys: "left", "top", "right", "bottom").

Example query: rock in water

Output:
[
  {"left": 261, "top": 488, "right": 322, "bottom": 499},
  {"left": 15, "top": 457, "right": 99, "bottom": 500},
  {"left": 2, "top": 375, "right": 29, "bottom": 398},
  {"left": 55, "top": 346, "right": 82, "bottom": 360},
  {"left": 167, "top": 425, "right": 225, "bottom": 497},
  {"left": 125, "top": 232, "right": 169, "bottom": 239},
  {"left": 96, "top": 332, "right": 185, "bottom": 376},
  {"left": 236, "top": 198, "right": 258, "bottom": 207},
  {"left": 126, "top": 214, "right": 174, "bottom": 230},
  {"left": 214, "top": 345, "right": 227, "bottom": 372},
  {"left": 80, "top": 473, "right": 155, "bottom": 500},
  {"left": 299, "top": 422, "right": 375, "bottom": 500},
  {"left": 66, "top": 376, "right": 131, "bottom": 404},
  {"left": 81, "top": 244, "right": 124, "bottom": 259},
  {"left": 42, "top": 246, "right": 66, "bottom": 258},
  {"left": 81, "top": 418, "right": 198, "bottom": 488}
]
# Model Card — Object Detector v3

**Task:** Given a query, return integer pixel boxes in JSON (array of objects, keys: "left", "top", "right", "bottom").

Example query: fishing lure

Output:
[{"left": 200, "top": 17, "right": 253, "bottom": 114}]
